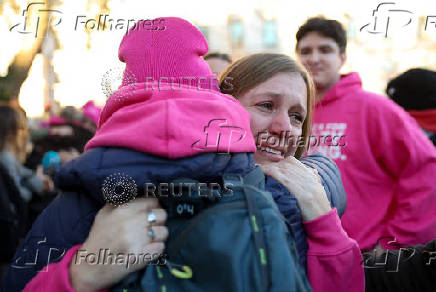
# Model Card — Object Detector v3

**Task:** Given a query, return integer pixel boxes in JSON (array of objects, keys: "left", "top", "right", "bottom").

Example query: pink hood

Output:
[
  {"left": 85, "top": 17, "right": 256, "bottom": 158},
  {"left": 85, "top": 82, "right": 256, "bottom": 158},
  {"left": 316, "top": 72, "right": 362, "bottom": 107}
]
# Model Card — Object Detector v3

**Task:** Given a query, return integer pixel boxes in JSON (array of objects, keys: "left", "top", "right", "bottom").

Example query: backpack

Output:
[{"left": 111, "top": 166, "right": 312, "bottom": 292}]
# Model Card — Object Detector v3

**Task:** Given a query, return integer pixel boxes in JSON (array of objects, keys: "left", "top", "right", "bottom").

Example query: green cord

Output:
[
  {"left": 170, "top": 265, "right": 193, "bottom": 279},
  {"left": 251, "top": 215, "right": 259, "bottom": 232},
  {"left": 259, "top": 248, "right": 267, "bottom": 265},
  {"left": 156, "top": 266, "right": 164, "bottom": 279}
]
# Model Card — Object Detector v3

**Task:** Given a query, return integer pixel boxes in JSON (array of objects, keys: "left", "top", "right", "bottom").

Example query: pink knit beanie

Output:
[
  {"left": 85, "top": 17, "right": 256, "bottom": 158},
  {"left": 82, "top": 101, "right": 102, "bottom": 125},
  {"left": 118, "top": 17, "right": 216, "bottom": 89}
]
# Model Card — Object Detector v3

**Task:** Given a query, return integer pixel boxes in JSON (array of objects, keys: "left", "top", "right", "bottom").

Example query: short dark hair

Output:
[
  {"left": 204, "top": 52, "right": 232, "bottom": 63},
  {"left": 296, "top": 17, "right": 347, "bottom": 53}
]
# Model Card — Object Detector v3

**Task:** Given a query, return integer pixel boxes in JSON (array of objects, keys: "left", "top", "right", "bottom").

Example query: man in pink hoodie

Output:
[{"left": 295, "top": 17, "right": 436, "bottom": 253}]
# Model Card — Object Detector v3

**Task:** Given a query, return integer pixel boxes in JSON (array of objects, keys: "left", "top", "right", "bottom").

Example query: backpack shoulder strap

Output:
[{"left": 222, "top": 166, "right": 265, "bottom": 189}]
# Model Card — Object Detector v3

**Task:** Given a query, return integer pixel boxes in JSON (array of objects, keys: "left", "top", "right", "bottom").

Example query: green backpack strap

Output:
[{"left": 222, "top": 166, "right": 270, "bottom": 291}]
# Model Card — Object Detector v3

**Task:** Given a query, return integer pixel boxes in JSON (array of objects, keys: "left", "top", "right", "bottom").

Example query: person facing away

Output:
[
  {"left": 386, "top": 68, "right": 436, "bottom": 146},
  {"left": 295, "top": 16, "right": 436, "bottom": 252}
]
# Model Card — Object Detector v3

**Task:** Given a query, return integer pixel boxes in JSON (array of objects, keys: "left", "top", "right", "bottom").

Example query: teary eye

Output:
[
  {"left": 289, "top": 113, "right": 303, "bottom": 124},
  {"left": 257, "top": 102, "right": 273, "bottom": 111}
]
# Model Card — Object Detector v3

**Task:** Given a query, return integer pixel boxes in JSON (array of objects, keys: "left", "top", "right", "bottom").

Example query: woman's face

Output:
[
  {"left": 237, "top": 72, "right": 307, "bottom": 164},
  {"left": 15, "top": 111, "right": 30, "bottom": 163}
]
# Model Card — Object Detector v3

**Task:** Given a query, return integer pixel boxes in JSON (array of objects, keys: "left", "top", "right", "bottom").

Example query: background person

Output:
[
  {"left": 0, "top": 105, "right": 43, "bottom": 283},
  {"left": 204, "top": 52, "right": 232, "bottom": 76},
  {"left": 386, "top": 68, "right": 436, "bottom": 146},
  {"left": 295, "top": 16, "right": 436, "bottom": 253},
  {"left": 0, "top": 106, "right": 44, "bottom": 204}
]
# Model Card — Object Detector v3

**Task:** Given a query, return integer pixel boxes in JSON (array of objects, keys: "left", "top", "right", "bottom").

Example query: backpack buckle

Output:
[{"left": 222, "top": 174, "right": 244, "bottom": 189}]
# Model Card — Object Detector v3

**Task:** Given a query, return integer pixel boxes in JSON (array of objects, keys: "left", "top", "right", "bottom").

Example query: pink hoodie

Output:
[{"left": 307, "top": 72, "right": 436, "bottom": 250}]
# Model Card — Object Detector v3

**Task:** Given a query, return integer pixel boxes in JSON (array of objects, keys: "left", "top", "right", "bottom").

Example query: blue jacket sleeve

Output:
[
  {"left": 300, "top": 154, "right": 347, "bottom": 217},
  {"left": 1, "top": 192, "right": 98, "bottom": 292}
]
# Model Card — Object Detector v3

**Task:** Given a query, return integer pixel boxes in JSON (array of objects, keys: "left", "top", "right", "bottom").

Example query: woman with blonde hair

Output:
[
  {"left": 0, "top": 105, "right": 42, "bottom": 203},
  {"left": 220, "top": 53, "right": 364, "bottom": 292},
  {"left": 0, "top": 105, "right": 42, "bottom": 283}
]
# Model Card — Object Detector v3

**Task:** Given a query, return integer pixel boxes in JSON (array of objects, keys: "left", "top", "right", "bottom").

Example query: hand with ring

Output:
[
  {"left": 70, "top": 198, "right": 168, "bottom": 291},
  {"left": 147, "top": 209, "right": 158, "bottom": 241}
]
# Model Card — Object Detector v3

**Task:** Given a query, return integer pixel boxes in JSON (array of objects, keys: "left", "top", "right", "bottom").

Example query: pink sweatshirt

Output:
[
  {"left": 24, "top": 209, "right": 363, "bottom": 292},
  {"left": 307, "top": 72, "right": 436, "bottom": 250}
]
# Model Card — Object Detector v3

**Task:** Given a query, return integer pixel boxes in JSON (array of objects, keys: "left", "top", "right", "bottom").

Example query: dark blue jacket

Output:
[{"left": 2, "top": 148, "right": 346, "bottom": 291}]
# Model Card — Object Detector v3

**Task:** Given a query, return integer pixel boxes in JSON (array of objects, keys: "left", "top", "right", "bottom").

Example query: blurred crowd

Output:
[{"left": 0, "top": 100, "right": 101, "bottom": 278}]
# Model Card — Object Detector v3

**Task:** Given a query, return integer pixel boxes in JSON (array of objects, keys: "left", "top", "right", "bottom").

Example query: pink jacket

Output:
[{"left": 307, "top": 72, "right": 436, "bottom": 250}]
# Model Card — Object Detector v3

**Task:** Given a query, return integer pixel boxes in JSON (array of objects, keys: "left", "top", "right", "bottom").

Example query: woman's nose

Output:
[{"left": 269, "top": 111, "right": 292, "bottom": 136}]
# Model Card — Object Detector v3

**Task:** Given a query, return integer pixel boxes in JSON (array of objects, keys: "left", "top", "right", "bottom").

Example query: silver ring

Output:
[
  {"left": 147, "top": 210, "right": 157, "bottom": 225},
  {"left": 148, "top": 227, "right": 156, "bottom": 241}
]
